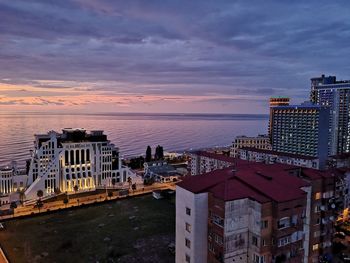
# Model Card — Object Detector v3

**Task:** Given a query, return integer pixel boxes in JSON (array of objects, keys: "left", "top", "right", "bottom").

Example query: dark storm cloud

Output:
[{"left": 0, "top": 0, "right": 350, "bottom": 107}]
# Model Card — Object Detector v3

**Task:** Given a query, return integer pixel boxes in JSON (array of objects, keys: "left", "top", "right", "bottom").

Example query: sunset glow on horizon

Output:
[{"left": 1, "top": 1, "right": 349, "bottom": 113}]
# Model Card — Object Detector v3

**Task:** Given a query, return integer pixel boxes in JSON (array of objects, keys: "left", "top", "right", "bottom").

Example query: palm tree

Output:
[
  {"left": 19, "top": 189, "right": 26, "bottom": 205},
  {"left": 35, "top": 199, "right": 43, "bottom": 212},
  {"left": 10, "top": 202, "right": 17, "bottom": 218},
  {"left": 127, "top": 177, "right": 132, "bottom": 189}
]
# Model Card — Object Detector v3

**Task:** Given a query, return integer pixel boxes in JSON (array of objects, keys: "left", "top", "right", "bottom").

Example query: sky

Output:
[{"left": 0, "top": 0, "right": 349, "bottom": 114}]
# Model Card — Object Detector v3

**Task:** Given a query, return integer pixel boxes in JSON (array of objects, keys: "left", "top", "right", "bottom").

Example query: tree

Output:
[
  {"left": 10, "top": 202, "right": 17, "bottom": 210},
  {"left": 127, "top": 177, "right": 132, "bottom": 189},
  {"left": 37, "top": 189, "right": 44, "bottom": 199},
  {"left": 145, "top": 146, "right": 152, "bottom": 162},
  {"left": 63, "top": 197, "right": 69, "bottom": 208},
  {"left": 155, "top": 145, "right": 164, "bottom": 160},
  {"left": 131, "top": 183, "right": 136, "bottom": 192},
  {"left": 73, "top": 185, "right": 79, "bottom": 194},
  {"left": 19, "top": 189, "right": 26, "bottom": 204},
  {"left": 144, "top": 177, "right": 155, "bottom": 186},
  {"left": 35, "top": 199, "right": 43, "bottom": 212},
  {"left": 10, "top": 202, "right": 17, "bottom": 218}
]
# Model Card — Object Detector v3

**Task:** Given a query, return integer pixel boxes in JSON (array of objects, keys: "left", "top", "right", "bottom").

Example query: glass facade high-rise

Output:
[
  {"left": 310, "top": 75, "right": 350, "bottom": 155},
  {"left": 270, "top": 102, "right": 330, "bottom": 168}
]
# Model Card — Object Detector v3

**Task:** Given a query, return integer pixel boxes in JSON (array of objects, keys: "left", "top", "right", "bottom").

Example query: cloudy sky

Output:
[{"left": 0, "top": 0, "right": 349, "bottom": 114}]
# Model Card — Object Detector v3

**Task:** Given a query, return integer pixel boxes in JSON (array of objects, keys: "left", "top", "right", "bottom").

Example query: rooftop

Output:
[
  {"left": 191, "top": 151, "right": 235, "bottom": 163},
  {"left": 178, "top": 160, "right": 310, "bottom": 203}
]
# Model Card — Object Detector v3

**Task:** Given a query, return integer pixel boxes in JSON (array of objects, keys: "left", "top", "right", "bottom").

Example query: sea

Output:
[{"left": 0, "top": 112, "right": 268, "bottom": 166}]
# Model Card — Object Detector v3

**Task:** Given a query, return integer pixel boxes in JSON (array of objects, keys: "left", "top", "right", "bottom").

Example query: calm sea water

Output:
[{"left": 0, "top": 113, "right": 268, "bottom": 166}]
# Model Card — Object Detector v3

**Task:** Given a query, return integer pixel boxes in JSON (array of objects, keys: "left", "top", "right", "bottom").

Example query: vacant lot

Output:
[{"left": 0, "top": 195, "right": 175, "bottom": 263}]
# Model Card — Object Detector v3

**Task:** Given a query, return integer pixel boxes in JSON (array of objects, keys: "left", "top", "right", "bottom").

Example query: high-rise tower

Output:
[{"left": 310, "top": 75, "right": 350, "bottom": 155}]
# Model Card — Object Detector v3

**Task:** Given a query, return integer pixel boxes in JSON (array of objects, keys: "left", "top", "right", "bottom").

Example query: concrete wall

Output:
[
  {"left": 176, "top": 186, "right": 208, "bottom": 263},
  {"left": 224, "top": 198, "right": 262, "bottom": 263}
]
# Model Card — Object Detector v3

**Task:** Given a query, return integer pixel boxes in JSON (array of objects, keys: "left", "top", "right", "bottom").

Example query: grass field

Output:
[{"left": 0, "top": 195, "right": 175, "bottom": 263}]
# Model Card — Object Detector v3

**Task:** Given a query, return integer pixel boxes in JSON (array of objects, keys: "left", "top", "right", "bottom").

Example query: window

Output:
[
  {"left": 252, "top": 236, "right": 258, "bottom": 246},
  {"left": 186, "top": 207, "right": 191, "bottom": 216},
  {"left": 185, "top": 238, "right": 191, "bottom": 248},
  {"left": 214, "top": 234, "right": 223, "bottom": 245},
  {"left": 314, "top": 231, "right": 321, "bottom": 238},
  {"left": 253, "top": 254, "right": 260, "bottom": 263},
  {"left": 185, "top": 223, "right": 191, "bottom": 233},
  {"left": 185, "top": 254, "right": 190, "bottom": 263},
  {"left": 261, "top": 220, "right": 268, "bottom": 229},
  {"left": 208, "top": 242, "right": 215, "bottom": 253},
  {"left": 312, "top": 243, "right": 319, "bottom": 251},
  {"left": 211, "top": 214, "right": 224, "bottom": 227},
  {"left": 314, "top": 205, "right": 321, "bottom": 213},
  {"left": 277, "top": 217, "right": 290, "bottom": 229},
  {"left": 315, "top": 192, "right": 321, "bottom": 200},
  {"left": 315, "top": 217, "right": 320, "bottom": 225},
  {"left": 262, "top": 239, "right": 267, "bottom": 246},
  {"left": 278, "top": 236, "right": 291, "bottom": 247}
]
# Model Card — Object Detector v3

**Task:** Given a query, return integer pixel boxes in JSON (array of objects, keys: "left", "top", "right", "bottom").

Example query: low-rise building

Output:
[
  {"left": 189, "top": 151, "right": 235, "bottom": 176},
  {"left": 230, "top": 135, "right": 271, "bottom": 157},
  {"left": 0, "top": 164, "right": 28, "bottom": 195},
  {"left": 238, "top": 147, "right": 320, "bottom": 169},
  {"left": 144, "top": 161, "right": 181, "bottom": 183},
  {"left": 176, "top": 160, "right": 342, "bottom": 263}
]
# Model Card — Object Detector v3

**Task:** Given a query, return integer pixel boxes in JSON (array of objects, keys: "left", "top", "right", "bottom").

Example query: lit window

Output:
[
  {"left": 312, "top": 243, "right": 319, "bottom": 251},
  {"left": 315, "top": 192, "right": 321, "bottom": 200}
]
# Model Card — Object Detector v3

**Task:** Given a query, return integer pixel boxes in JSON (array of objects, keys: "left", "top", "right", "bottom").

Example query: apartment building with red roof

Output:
[{"left": 176, "top": 160, "right": 341, "bottom": 263}]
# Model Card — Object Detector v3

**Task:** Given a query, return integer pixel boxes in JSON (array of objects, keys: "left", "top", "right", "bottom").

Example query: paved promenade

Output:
[{"left": 0, "top": 182, "right": 176, "bottom": 221}]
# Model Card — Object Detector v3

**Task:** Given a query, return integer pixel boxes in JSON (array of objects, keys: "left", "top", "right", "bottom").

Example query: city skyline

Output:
[{"left": 1, "top": 1, "right": 350, "bottom": 113}]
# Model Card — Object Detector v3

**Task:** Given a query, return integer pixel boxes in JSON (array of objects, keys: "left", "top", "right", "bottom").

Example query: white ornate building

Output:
[{"left": 1, "top": 128, "right": 134, "bottom": 202}]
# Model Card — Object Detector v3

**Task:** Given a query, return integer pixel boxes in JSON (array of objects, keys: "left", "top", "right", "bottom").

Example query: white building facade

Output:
[
  {"left": 22, "top": 128, "right": 133, "bottom": 201},
  {"left": 230, "top": 135, "right": 271, "bottom": 157},
  {"left": 190, "top": 151, "right": 235, "bottom": 176},
  {"left": 238, "top": 147, "right": 320, "bottom": 169},
  {"left": 175, "top": 185, "right": 208, "bottom": 263}
]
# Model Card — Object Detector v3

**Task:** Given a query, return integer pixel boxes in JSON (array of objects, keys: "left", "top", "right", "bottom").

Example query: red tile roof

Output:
[
  {"left": 210, "top": 177, "right": 270, "bottom": 203},
  {"left": 301, "top": 168, "right": 340, "bottom": 180},
  {"left": 177, "top": 168, "right": 234, "bottom": 194},
  {"left": 178, "top": 161, "right": 310, "bottom": 203}
]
